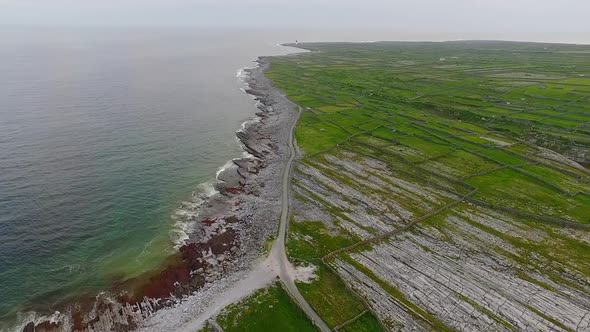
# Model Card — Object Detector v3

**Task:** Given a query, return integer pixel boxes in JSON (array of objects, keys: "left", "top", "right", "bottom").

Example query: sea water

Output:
[{"left": 0, "top": 27, "right": 297, "bottom": 329}]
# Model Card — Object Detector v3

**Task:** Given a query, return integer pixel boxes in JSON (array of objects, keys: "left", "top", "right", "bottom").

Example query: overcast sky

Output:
[{"left": 1, "top": 0, "right": 589, "bottom": 43}]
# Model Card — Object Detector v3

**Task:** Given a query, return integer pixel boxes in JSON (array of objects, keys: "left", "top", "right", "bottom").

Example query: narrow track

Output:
[{"left": 269, "top": 106, "right": 332, "bottom": 332}]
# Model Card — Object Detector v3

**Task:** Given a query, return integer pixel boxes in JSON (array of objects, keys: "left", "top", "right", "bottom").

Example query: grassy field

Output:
[
  {"left": 269, "top": 41, "right": 590, "bottom": 225},
  {"left": 286, "top": 218, "right": 384, "bottom": 330},
  {"left": 214, "top": 283, "right": 318, "bottom": 332},
  {"left": 272, "top": 41, "right": 590, "bottom": 330}
]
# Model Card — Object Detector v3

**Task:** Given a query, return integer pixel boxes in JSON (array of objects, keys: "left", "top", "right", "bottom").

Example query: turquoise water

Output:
[{"left": 0, "top": 27, "right": 295, "bottom": 329}]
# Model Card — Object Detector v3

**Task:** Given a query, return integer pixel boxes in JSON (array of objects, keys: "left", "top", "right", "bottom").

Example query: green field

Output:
[
  {"left": 215, "top": 283, "right": 318, "bottom": 332},
  {"left": 273, "top": 41, "right": 590, "bottom": 330},
  {"left": 269, "top": 41, "right": 590, "bottom": 225}
]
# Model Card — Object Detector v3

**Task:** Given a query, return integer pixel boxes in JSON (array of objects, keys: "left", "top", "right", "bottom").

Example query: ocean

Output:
[{"left": 0, "top": 27, "right": 297, "bottom": 330}]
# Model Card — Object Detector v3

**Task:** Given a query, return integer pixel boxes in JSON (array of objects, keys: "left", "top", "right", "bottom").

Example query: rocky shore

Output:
[{"left": 19, "top": 56, "right": 300, "bottom": 332}]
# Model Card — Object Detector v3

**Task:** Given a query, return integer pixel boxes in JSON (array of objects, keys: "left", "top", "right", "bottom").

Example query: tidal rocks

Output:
[
  {"left": 291, "top": 143, "right": 590, "bottom": 331},
  {"left": 333, "top": 208, "right": 590, "bottom": 331}
]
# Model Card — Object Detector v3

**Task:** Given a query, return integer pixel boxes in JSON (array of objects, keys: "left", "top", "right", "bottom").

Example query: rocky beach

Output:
[{"left": 19, "top": 55, "right": 301, "bottom": 332}]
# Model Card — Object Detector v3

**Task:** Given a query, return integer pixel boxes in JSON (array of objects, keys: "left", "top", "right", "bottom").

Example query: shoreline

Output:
[
  {"left": 139, "top": 55, "right": 303, "bottom": 332},
  {"left": 16, "top": 54, "right": 302, "bottom": 332}
]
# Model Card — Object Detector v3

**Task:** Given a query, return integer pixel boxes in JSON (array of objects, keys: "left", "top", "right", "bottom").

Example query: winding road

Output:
[
  {"left": 179, "top": 106, "right": 330, "bottom": 332},
  {"left": 269, "top": 105, "right": 332, "bottom": 332}
]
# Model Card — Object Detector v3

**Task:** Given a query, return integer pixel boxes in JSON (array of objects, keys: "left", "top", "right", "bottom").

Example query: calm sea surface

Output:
[{"left": 0, "top": 27, "right": 297, "bottom": 328}]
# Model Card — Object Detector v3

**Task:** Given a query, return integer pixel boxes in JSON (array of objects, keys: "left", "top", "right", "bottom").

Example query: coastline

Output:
[
  {"left": 17, "top": 54, "right": 302, "bottom": 332},
  {"left": 138, "top": 55, "right": 303, "bottom": 332}
]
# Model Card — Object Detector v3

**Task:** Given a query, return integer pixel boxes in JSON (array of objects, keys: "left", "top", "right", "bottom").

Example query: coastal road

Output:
[
  {"left": 177, "top": 77, "right": 329, "bottom": 332},
  {"left": 269, "top": 106, "right": 332, "bottom": 332}
]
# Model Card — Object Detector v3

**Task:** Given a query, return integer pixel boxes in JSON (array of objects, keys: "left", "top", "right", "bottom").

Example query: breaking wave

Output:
[{"left": 168, "top": 62, "right": 262, "bottom": 249}]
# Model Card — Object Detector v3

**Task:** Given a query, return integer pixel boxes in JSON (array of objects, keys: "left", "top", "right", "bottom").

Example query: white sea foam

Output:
[
  {"left": 236, "top": 62, "right": 258, "bottom": 83},
  {"left": 241, "top": 150, "right": 255, "bottom": 159},
  {"left": 215, "top": 159, "right": 235, "bottom": 180},
  {"left": 169, "top": 180, "right": 219, "bottom": 248},
  {"left": 238, "top": 117, "right": 260, "bottom": 133},
  {"left": 235, "top": 67, "right": 251, "bottom": 81},
  {"left": 10, "top": 311, "right": 70, "bottom": 332}
]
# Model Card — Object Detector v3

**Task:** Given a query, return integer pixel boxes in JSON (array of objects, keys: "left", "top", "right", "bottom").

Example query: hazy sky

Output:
[{"left": 1, "top": 0, "right": 589, "bottom": 43}]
